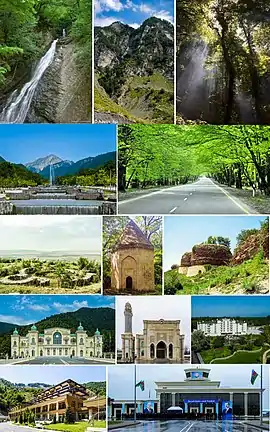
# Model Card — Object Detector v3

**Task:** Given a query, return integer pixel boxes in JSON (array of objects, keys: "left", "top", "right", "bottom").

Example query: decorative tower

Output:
[
  {"left": 28, "top": 324, "right": 38, "bottom": 358},
  {"left": 94, "top": 328, "right": 103, "bottom": 358},
  {"left": 111, "top": 219, "right": 155, "bottom": 293},
  {"left": 11, "top": 328, "right": 20, "bottom": 359},
  {"left": 76, "top": 322, "right": 87, "bottom": 357},
  {"left": 121, "top": 302, "right": 135, "bottom": 362}
]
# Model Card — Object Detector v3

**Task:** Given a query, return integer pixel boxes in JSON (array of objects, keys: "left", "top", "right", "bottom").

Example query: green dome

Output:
[
  {"left": 95, "top": 328, "right": 100, "bottom": 336},
  {"left": 31, "top": 324, "right": 37, "bottom": 331},
  {"left": 13, "top": 328, "right": 18, "bottom": 335},
  {"left": 77, "top": 322, "right": 84, "bottom": 331}
]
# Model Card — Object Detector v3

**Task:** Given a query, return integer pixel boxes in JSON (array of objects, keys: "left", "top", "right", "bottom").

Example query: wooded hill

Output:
[
  {"left": 176, "top": 0, "right": 270, "bottom": 124},
  {"left": 0, "top": 159, "right": 46, "bottom": 187},
  {"left": 0, "top": 306, "right": 115, "bottom": 356},
  {"left": 118, "top": 125, "right": 270, "bottom": 199}
]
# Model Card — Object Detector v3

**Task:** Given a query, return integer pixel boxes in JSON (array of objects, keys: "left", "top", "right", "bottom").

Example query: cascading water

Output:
[{"left": 0, "top": 40, "right": 58, "bottom": 123}]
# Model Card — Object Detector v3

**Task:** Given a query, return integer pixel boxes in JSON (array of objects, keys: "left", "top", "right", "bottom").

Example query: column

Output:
[
  {"left": 172, "top": 393, "right": 176, "bottom": 407},
  {"left": 215, "top": 402, "right": 219, "bottom": 417},
  {"left": 244, "top": 392, "right": 248, "bottom": 417},
  {"left": 157, "top": 396, "right": 161, "bottom": 413},
  {"left": 56, "top": 402, "right": 59, "bottom": 421},
  {"left": 200, "top": 403, "right": 203, "bottom": 414},
  {"left": 184, "top": 402, "right": 188, "bottom": 413},
  {"left": 230, "top": 393, "right": 233, "bottom": 403}
]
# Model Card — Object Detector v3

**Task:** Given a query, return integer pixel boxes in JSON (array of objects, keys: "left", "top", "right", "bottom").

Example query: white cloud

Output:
[
  {"left": 0, "top": 314, "right": 33, "bottom": 326},
  {"left": 73, "top": 300, "right": 89, "bottom": 309},
  {"left": 139, "top": 3, "right": 154, "bottom": 14},
  {"left": 95, "top": 16, "right": 119, "bottom": 26},
  {"left": 95, "top": 0, "right": 125, "bottom": 14},
  {"left": 128, "top": 22, "right": 140, "bottom": 29},
  {"left": 27, "top": 304, "right": 51, "bottom": 312},
  {"left": 154, "top": 10, "right": 174, "bottom": 23},
  {"left": 52, "top": 300, "right": 89, "bottom": 314}
]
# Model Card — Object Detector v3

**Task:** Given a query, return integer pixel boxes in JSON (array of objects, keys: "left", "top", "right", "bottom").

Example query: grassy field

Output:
[
  {"left": 45, "top": 420, "right": 106, "bottom": 431},
  {"left": 200, "top": 346, "right": 265, "bottom": 364},
  {"left": 165, "top": 253, "right": 269, "bottom": 295},
  {"left": 0, "top": 257, "right": 101, "bottom": 294}
]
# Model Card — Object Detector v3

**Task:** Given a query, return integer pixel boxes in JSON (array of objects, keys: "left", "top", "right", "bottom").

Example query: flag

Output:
[
  {"left": 135, "top": 380, "right": 144, "bottom": 391},
  {"left": 251, "top": 369, "right": 258, "bottom": 385}
]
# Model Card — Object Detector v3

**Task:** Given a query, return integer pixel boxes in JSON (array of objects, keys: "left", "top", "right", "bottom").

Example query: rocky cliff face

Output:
[
  {"left": 95, "top": 18, "right": 173, "bottom": 79},
  {"left": 232, "top": 229, "right": 269, "bottom": 265},
  {"left": 180, "top": 244, "right": 232, "bottom": 268},
  {"left": 94, "top": 17, "right": 174, "bottom": 123}
]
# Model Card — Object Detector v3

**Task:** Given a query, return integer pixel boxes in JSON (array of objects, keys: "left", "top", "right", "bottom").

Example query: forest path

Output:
[{"left": 118, "top": 177, "right": 256, "bottom": 215}]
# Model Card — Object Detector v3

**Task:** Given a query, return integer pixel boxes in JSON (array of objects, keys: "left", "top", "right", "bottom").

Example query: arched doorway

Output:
[
  {"left": 156, "top": 341, "right": 166, "bottom": 359},
  {"left": 72, "top": 350, "right": 75, "bottom": 356},
  {"left": 40, "top": 350, "right": 43, "bottom": 357},
  {"left": 80, "top": 350, "right": 83, "bottom": 357},
  {"left": 126, "top": 276, "right": 132, "bottom": 291}
]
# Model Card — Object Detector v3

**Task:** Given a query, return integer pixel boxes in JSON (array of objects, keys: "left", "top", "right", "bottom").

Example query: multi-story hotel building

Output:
[{"left": 196, "top": 318, "right": 262, "bottom": 336}]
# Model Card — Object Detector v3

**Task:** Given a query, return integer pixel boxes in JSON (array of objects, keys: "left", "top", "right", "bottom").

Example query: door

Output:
[
  {"left": 126, "top": 276, "right": 132, "bottom": 291},
  {"left": 156, "top": 341, "right": 166, "bottom": 359}
]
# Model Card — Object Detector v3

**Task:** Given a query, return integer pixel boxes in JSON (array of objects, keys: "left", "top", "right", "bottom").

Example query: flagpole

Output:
[
  {"left": 260, "top": 365, "right": 263, "bottom": 425},
  {"left": 134, "top": 364, "right": 137, "bottom": 422}
]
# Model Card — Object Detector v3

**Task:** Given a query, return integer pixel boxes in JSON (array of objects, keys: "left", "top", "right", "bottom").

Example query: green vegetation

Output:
[
  {"left": 45, "top": 421, "right": 106, "bottom": 431},
  {"left": 118, "top": 125, "right": 270, "bottom": 201},
  {"left": 103, "top": 216, "right": 162, "bottom": 294},
  {"left": 56, "top": 161, "right": 116, "bottom": 187},
  {"left": 0, "top": 257, "right": 101, "bottom": 294},
  {"left": 0, "top": 161, "right": 47, "bottom": 187},
  {"left": 192, "top": 324, "right": 270, "bottom": 364},
  {"left": 176, "top": 0, "right": 270, "bottom": 124},
  {"left": 165, "top": 252, "right": 268, "bottom": 295},
  {"left": 0, "top": 0, "right": 91, "bottom": 89},
  {"left": 0, "top": 306, "right": 115, "bottom": 357}
]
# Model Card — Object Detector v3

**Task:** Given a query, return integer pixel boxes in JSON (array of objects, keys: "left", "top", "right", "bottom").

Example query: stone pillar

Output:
[
  {"left": 56, "top": 402, "right": 59, "bottom": 421},
  {"left": 122, "top": 403, "right": 125, "bottom": 415},
  {"left": 184, "top": 402, "right": 188, "bottom": 413},
  {"left": 157, "top": 397, "right": 161, "bottom": 413},
  {"left": 244, "top": 392, "right": 248, "bottom": 417},
  {"left": 215, "top": 402, "right": 219, "bottom": 416},
  {"left": 172, "top": 393, "right": 176, "bottom": 407},
  {"left": 200, "top": 403, "right": 203, "bottom": 414},
  {"left": 230, "top": 392, "right": 233, "bottom": 403}
]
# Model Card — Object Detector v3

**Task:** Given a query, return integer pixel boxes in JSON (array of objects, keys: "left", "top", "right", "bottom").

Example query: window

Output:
[
  {"left": 53, "top": 332, "right": 62, "bottom": 345},
  {"left": 59, "top": 402, "right": 66, "bottom": 410},
  {"left": 169, "top": 344, "right": 173, "bottom": 359},
  {"left": 13, "top": 341, "right": 17, "bottom": 347},
  {"left": 47, "top": 349, "right": 50, "bottom": 355},
  {"left": 79, "top": 337, "right": 84, "bottom": 345},
  {"left": 65, "top": 349, "right": 68, "bottom": 355},
  {"left": 141, "top": 350, "right": 144, "bottom": 356},
  {"left": 150, "top": 343, "right": 155, "bottom": 358},
  {"left": 31, "top": 338, "right": 35, "bottom": 345}
]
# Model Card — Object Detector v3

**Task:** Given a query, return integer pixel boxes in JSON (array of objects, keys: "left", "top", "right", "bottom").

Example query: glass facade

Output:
[{"left": 248, "top": 393, "right": 260, "bottom": 416}]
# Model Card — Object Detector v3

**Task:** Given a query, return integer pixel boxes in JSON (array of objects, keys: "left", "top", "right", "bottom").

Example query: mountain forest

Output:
[
  {"left": 0, "top": 306, "right": 115, "bottom": 357},
  {"left": 118, "top": 124, "right": 270, "bottom": 213},
  {"left": 176, "top": 0, "right": 270, "bottom": 124},
  {"left": 94, "top": 18, "right": 174, "bottom": 124},
  {"left": 0, "top": 0, "right": 91, "bottom": 123},
  {"left": 103, "top": 216, "right": 162, "bottom": 295}
]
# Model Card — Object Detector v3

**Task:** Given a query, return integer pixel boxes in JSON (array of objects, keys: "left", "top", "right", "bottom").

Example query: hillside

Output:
[
  {"left": 0, "top": 307, "right": 115, "bottom": 356},
  {"left": 26, "top": 151, "right": 116, "bottom": 179},
  {"left": 0, "top": 161, "right": 46, "bottom": 187},
  {"left": 0, "top": 322, "right": 17, "bottom": 336},
  {"left": 94, "top": 18, "right": 174, "bottom": 123}
]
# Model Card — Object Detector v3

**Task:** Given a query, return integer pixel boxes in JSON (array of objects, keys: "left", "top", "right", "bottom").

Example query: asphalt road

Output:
[
  {"left": 112, "top": 420, "right": 263, "bottom": 431},
  {"left": 118, "top": 177, "right": 254, "bottom": 215},
  {"left": 0, "top": 424, "right": 40, "bottom": 432},
  {"left": 14, "top": 356, "right": 110, "bottom": 365}
]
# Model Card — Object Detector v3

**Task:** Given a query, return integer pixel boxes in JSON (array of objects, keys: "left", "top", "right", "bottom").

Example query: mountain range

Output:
[
  {"left": 94, "top": 17, "right": 174, "bottom": 123},
  {"left": 25, "top": 151, "right": 116, "bottom": 179}
]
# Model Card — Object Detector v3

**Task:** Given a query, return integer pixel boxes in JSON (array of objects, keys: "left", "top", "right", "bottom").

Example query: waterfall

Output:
[{"left": 0, "top": 40, "right": 58, "bottom": 123}]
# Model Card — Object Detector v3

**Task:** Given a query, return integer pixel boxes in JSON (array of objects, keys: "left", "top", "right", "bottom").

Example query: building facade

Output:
[
  {"left": 11, "top": 324, "right": 103, "bottom": 359},
  {"left": 9, "top": 379, "right": 105, "bottom": 423},
  {"left": 111, "top": 220, "right": 155, "bottom": 293},
  {"left": 109, "top": 368, "right": 264, "bottom": 419},
  {"left": 196, "top": 319, "right": 262, "bottom": 336},
  {"left": 120, "top": 302, "right": 187, "bottom": 364}
]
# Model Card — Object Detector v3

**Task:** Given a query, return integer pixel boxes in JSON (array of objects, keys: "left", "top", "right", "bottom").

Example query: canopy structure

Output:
[{"left": 167, "top": 406, "right": 183, "bottom": 411}]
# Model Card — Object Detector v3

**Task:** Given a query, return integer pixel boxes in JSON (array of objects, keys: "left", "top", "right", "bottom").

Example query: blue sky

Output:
[
  {"left": 0, "top": 124, "right": 116, "bottom": 164},
  {"left": 0, "top": 295, "right": 115, "bottom": 326},
  {"left": 95, "top": 0, "right": 174, "bottom": 28},
  {"left": 192, "top": 296, "right": 270, "bottom": 318},
  {"left": 0, "top": 366, "right": 106, "bottom": 385},
  {"left": 164, "top": 216, "right": 267, "bottom": 271},
  {"left": 109, "top": 365, "right": 269, "bottom": 409}
]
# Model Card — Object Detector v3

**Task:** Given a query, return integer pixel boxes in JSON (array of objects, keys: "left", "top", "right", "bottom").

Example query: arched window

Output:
[
  {"left": 80, "top": 350, "right": 83, "bottom": 357},
  {"left": 79, "top": 337, "right": 84, "bottom": 345},
  {"left": 40, "top": 350, "right": 43, "bottom": 357},
  {"left": 13, "top": 341, "right": 17, "bottom": 347},
  {"left": 90, "top": 351, "right": 93, "bottom": 357},
  {"left": 156, "top": 341, "right": 167, "bottom": 359},
  {"left": 141, "top": 350, "right": 144, "bottom": 356},
  {"left": 150, "top": 343, "right": 155, "bottom": 358},
  {"left": 169, "top": 343, "right": 173, "bottom": 359},
  {"left": 31, "top": 338, "right": 35, "bottom": 345},
  {"left": 31, "top": 350, "right": 35, "bottom": 357},
  {"left": 13, "top": 351, "right": 17, "bottom": 357},
  {"left": 47, "top": 349, "right": 50, "bottom": 356},
  {"left": 53, "top": 332, "right": 62, "bottom": 345}
]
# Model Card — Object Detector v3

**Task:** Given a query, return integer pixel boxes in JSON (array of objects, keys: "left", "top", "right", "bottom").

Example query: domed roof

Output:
[
  {"left": 115, "top": 219, "right": 154, "bottom": 251},
  {"left": 31, "top": 324, "right": 37, "bottom": 331},
  {"left": 13, "top": 328, "right": 18, "bottom": 335},
  {"left": 77, "top": 322, "right": 84, "bottom": 331},
  {"left": 95, "top": 328, "right": 100, "bottom": 335}
]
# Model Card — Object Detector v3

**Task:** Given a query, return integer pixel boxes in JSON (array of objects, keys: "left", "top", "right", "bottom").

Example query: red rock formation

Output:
[
  {"left": 232, "top": 229, "right": 269, "bottom": 265},
  {"left": 191, "top": 244, "right": 232, "bottom": 266},
  {"left": 181, "top": 252, "right": 192, "bottom": 267}
]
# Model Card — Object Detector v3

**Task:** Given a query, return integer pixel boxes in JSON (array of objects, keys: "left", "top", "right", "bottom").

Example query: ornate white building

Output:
[
  {"left": 197, "top": 318, "right": 263, "bottom": 336},
  {"left": 11, "top": 323, "right": 103, "bottom": 359}
]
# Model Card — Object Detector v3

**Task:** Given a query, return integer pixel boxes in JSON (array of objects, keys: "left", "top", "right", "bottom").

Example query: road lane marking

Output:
[
  {"left": 179, "top": 422, "right": 192, "bottom": 432},
  {"left": 169, "top": 207, "right": 177, "bottom": 213},
  {"left": 190, "top": 193, "right": 192, "bottom": 195},
  {"left": 208, "top": 178, "right": 252, "bottom": 214},
  {"left": 184, "top": 423, "right": 195, "bottom": 432},
  {"left": 184, "top": 197, "right": 188, "bottom": 201}
]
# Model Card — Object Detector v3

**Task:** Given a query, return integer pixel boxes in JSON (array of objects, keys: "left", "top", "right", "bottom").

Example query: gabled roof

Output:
[{"left": 115, "top": 219, "right": 154, "bottom": 251}]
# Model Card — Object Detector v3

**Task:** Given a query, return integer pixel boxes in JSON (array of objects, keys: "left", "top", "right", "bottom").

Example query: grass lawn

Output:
[
  {"left": 211, "top": 349, "right": 263, "bottom": 364},
  {"left": 45, "top": 420, "right": 106, "bottom": 431}
]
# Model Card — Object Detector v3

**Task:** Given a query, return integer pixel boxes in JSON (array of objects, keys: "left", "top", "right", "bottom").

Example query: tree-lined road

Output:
[
  {"left": 118, "top": 177, "right": 255, "bottom": 215},
  {"left": 111, "top": 420, "right": 265, "bottom": 431}
]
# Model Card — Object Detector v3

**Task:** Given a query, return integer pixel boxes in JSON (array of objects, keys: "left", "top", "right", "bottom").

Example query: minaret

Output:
[
  {"left": 121, "top": 302, "right": 135, "bottom": 362},
  {"left": 124, "top": 302, "right": 133, "bottom": 333}
]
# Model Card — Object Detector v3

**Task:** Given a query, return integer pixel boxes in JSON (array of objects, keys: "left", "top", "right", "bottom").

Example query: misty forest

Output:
[
  {"left": 0, "top": 0, "right": 91, "bottom": 123},
  {"left": 176, "top": 0, "right": 270, "bottom": 124}
]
